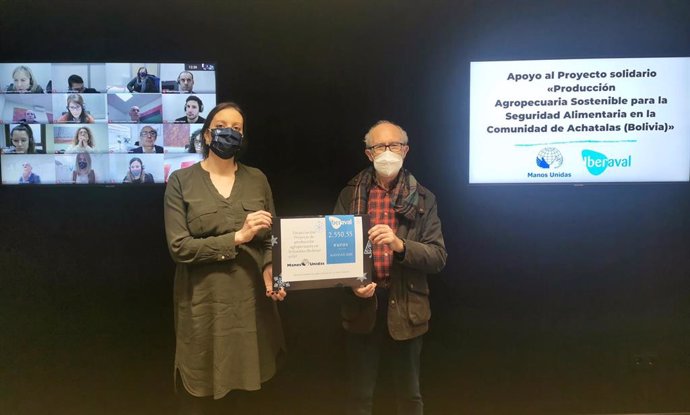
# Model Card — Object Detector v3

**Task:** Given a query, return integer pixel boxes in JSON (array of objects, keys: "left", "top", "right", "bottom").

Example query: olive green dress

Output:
[{"left": 164, "top": 162, "right": 285, "bottom": 399}]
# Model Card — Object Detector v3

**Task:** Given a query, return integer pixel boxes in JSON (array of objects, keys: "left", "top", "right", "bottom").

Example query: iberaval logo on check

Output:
[
  {"left": 582, "top": 149, "right": 632, "bottom": 175},
  {"left": 328, "top": 216, "right": 353, "bottom": 230}
]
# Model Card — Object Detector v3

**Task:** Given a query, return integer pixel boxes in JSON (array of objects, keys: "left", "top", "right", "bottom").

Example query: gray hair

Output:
[{"left": 363, "top": 120, "right": 409, "bottom": 147}]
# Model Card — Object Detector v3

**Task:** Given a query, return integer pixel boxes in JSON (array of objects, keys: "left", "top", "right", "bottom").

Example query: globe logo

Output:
[{"left": 536, "top": 147, "right": 563, "bottom": 169}]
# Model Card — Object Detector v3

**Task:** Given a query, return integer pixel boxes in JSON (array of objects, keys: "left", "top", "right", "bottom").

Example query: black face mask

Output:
[
  {"left": 78, "top": 161, "right": 87, "bottom": 169},
  {"left": 209, "top": 128, "right": 243, "bottom": 160}
]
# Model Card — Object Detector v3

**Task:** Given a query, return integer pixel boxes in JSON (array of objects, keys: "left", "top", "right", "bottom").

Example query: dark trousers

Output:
[{"left": 346, "top": 289, "right": 424, "bottom": 415}]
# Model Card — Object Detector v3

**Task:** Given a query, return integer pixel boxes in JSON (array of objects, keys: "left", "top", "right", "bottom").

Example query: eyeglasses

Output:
[
  {"left": 68, "top": 105, "right": 81, "bottom": 111},
  {"left": 139, "top": 131, "right": 157, "bottom": 137},
  {"left": 366, "top": 142, "right": 407, "bottom": 155}
]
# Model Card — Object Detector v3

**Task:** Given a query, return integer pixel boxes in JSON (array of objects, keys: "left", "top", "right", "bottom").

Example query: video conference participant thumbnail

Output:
[
  {"left": 163, "top": 124, "right": 193, "bottom": 153},
  {"left": 0, "top": 63, "right": 52, "bottom": 93},
  {"left": 159, "top": 63, "right": 216, "bottom": 94},
  {"left": 107, "top": 124, "right": 164, "bottom": 153},
  {"left": 54, "top": 94, "right": 91, "bottom": 123},
  {"left": 54, "top": 152, "right": 109, "bottom": 184},
  {"left": 67, "top": 74, "right": 98, "bottom": 94},
  {"left": 0, "top": 154, "right": 56, "bottom": 185},
  {"left": 68, "top": 75, "right": 99, "bottom": 93},
  {"left": 2, "top": 123, "right": 45, "bottom": 154},
  {"left": 3, "top": 94, "right": 53, "bottom": 124},
  {"left": 53, "top": 93, "right": 106, "bottom": 123},
  {"left": 161, "top": 93, "right": 215, "bottom": 124},
  {"left": 50, "top": 63, "right": 106, "bottom": 93},
  {"left": 176, "top": 71, "right": 195, "bottom": 93},
  {"left": 107, "top": 94, "right": 162, "bottom": 123},
  {"left": 130, "top": 125, "right": 164, "bottom": 153},
  {"left": 105, "top": 63, "right": 161, "bottom": 93},
  {"left": 127, "top": 67, "right": 160, "bottom": 93},
  {"left": 176, "top": 96, "right": 205, "bottom": 124},
  {"left": 109, "top": 153, "right": 164, "bottom": 184},
  {"left": 46, "top": 124, "right": 108, "bottom": 154},
  {"left": 65, "top": 127, "right": 97, "bottom": 153}
]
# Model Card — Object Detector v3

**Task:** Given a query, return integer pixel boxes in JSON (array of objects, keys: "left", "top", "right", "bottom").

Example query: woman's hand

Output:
[
  {"left": 235, "top": 210, "right": 272, "bottom": 245},
  {"left": 263, "top": 264, "right": 286, "bottom": 301}
]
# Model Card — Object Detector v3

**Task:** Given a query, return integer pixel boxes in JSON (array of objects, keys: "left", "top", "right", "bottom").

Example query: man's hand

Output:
[
  {"left": 368, "top": 224, "right": 404, "bottom": 252},
  {"left": 352, "top": 282, "right": 377, "bottom": 298}
]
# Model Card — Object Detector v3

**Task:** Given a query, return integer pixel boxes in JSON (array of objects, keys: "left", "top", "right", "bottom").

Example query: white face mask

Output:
[{"left": 373, "top": 150, "right": 403, "bottom": 178}]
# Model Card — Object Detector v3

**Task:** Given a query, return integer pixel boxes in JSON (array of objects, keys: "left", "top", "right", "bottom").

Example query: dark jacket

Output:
[
  {"left": 6, "top": 84, "right": 44, "bottom": 93},
  {"left": 175, "top": 115, "right": 206, "bottom": 124},
  {"left": 334, "top": 173, "right": 447, "bottom": 340},
  {"left": 130, "top": 145, "right": 164, "bottom": 154},
  {"left": 126, "top": 75, "right": 159, "bottom": 93}
]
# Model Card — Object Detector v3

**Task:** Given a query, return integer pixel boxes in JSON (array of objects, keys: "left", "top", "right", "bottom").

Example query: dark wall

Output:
[{"left": 2, "top": 1, "right": 690, "bottom": 414}]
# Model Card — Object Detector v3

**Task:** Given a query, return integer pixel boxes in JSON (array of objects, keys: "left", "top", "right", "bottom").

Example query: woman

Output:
[
  {"left": 72, "top": 152, "right": 96, "bottom": 184},
  {"left": 6, "top": 65, "right": 44, "bottom": 93},
  {"left": 57, "top": 94, "right": 95, "bottom": 123},
  {"left": 187, "top": 128, "right": 203, "bottom": 153},
  {"left": 164, "top": 102, "right": 286, "bottom": 412},
  {"left": 126, "top": 66, "right": 159, "bottom": 93},
  {"left": 9, "top": 123, "right": 36, "bottom": 154},
  {"left": 122, "top": 157, "right": 154, "bottom": 183},
  {"left": 65, "top": 127, "right": 95, "bottom": 153}
]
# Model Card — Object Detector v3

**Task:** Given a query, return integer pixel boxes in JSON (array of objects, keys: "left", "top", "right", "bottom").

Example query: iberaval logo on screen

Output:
[{"left": 582, "top": 149, "right": 632, "bottom": 175}]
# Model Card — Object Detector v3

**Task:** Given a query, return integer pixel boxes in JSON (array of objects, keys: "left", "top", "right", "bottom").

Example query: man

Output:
[
  {"left": 130, "top": 125, "right": 163, "bottom": 153},
  {"left": 19, "top": 162, "right": 41, "bottom": 184},
  {"left": 129, "top": 106, "right": 141, "bottom": 122},
  {"left": 177, "top": 71, "right": 194, "bottom": 93},
  {"left": 68, "top": 74, "right": 98, "bottom": 93},
  {"left": 334, "top": 121, "right": 447, "bottom": 415},
  {"left": 175, "top": 96, "right": 205, "bottom": 124},
  {"left": 22, "top": 110, "right": 37, "bottom": 123}
]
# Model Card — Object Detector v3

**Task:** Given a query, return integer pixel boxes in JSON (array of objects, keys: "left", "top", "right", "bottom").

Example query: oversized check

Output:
[{"left": 271, "top": 215, "right": 372, "bottom": 290}]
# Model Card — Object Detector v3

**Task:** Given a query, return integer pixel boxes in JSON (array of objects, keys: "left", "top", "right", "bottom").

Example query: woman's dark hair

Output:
[
  {"left": 199, "top": 102, "right": 246, "bottom": 159},
  {"left": 188, "top": 128, "right": 202, "bottom": 153},
  {"left": 66, "top": 94, "right": 88, "bottom": 122},
  {"left": 72, "top": 127, "right": 94, "bottom": 148},
  {"left": 129, "top": 157, "right": 143, "bottom": 166},
  {"left": 10, "top": 123, "right": 36, "bottom": 153}
]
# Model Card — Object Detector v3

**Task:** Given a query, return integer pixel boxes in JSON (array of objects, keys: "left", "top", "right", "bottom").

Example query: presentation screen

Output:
[
  {"left": 469, "top": 57, "right": 690, "bottom": 184},
  {"left": 0, "top": 62, "right": 216, "bottom": 185}
]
